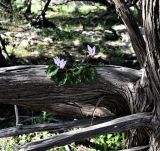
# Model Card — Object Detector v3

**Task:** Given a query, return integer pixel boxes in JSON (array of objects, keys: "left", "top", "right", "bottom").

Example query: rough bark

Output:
[
  {"left": 0, "top": 65, "right": 146, "bottom": 150},
  {"left": 112, "top": 0, "right": 146, "bottom": 67},
  {"left": 141, "top": 0, "right": 160, "bottom": 150},
  {"left": 20, "top": 113, "right": 152, "bottom": 151},
  {"left": 0, "top": 65, "right": 153, "bottom": 150},
  {"left": 110, "top": 0, "right": 160, "bottom": 150},
  {"left": 0, "top": 117, "right": 115, "bottom": 138},
  {"left": 0, "top": 65, "right": 141, "bottom": 118}
]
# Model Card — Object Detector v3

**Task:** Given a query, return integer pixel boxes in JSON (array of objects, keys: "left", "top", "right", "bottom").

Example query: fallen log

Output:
[
  {"left": 0, "top": 65, "right": 154, "bottom": 150},
  {"left": 0, "top": 65, "right": 141, "bottom": 118}
]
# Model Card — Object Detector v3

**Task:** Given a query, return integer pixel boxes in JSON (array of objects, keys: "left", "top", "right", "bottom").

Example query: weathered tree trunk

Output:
[
  {"left": 111, "top": 0, "right": 160, "bottom": 150},
  {"left": 142, "top": 0, "right": 160, "bottom": 149}
]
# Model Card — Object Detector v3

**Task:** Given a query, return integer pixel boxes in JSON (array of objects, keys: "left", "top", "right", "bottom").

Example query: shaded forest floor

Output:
[{"left": 1, "top": 1, "right": 137, "bottom": 67}]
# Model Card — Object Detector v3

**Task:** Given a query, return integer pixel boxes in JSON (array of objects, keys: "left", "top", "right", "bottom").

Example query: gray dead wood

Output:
[
  {"left": 0, "top": 117, "right": 115, "bottom": 138},
  {"left": 19, "top": 112, "right": 152, "bottom": 151},
  {"left": 117, "top": 145, "right": 149, "bottom": 151},
  {"left": 0, "top": 65, "right": 141, "bottom": 118},
  {"left": 112, "top": 0, "right": 146, "bottom": 67}
]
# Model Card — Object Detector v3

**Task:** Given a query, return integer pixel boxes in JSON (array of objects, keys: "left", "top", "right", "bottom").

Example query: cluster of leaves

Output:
[
  {"left": 46, "top": 61, "right": 96, "bottom": 86},
  {"left": 93, "top": 133, "right": 125, "bottom": 150},
  {"left": 0, "top": 132, "right": 125, "bottom": 151},
  {"left": 46, "top": 45, "right": 97, "bottom": 86}
]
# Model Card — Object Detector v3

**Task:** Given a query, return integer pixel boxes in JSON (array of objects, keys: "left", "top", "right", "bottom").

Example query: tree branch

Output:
[
  {"left": 41, "top": 0, "right": 51, "bottom": 17},
  {"left": 0, "top": 117, "right": 115, "bottom": 138},
  {"left": 112, "top": 0, "right": 146, "bottom": 67},
  {"left": 19, "top": 112, "right": 152, "bottom": 151},
  {"left": 118, "top": 145, "right": 149, "bottom": 151}
]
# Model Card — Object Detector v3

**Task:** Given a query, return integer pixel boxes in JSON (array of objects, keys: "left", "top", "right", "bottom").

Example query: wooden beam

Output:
[
  {"left": 0, "top": 117, "right": 115, "bottom": 138},
  {"left": 20, "top": 113, "right": 152, "bottom": 151}
]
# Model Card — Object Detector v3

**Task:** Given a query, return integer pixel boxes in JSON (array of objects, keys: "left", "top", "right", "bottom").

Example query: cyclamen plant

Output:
[
  {"left": 46, "top": 45, "right": 97, "bottom": 86},
  {"left": 53, "top": 56, "right": 67, "bottom": 69},
  {"left": 87, "top": 45, "right": 96, "bottom": 57}
]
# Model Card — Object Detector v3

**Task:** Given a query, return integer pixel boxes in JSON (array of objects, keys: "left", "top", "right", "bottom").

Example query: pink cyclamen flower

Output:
[
  {"left": 54, "top": 56, "right": 60, "bottom": 66},
  {"left": 53, "top": 57, "right": 67, "bottom": 69},
  {"left": 87, "top": 45, "right": 96, "bottom": 57}
]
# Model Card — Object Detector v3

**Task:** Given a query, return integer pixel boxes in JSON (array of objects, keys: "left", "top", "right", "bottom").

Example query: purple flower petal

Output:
[
  {"left": 53, "top": 57, "right": 67, "bottom": 69},
  {"left": 92, "top": 46, "right": 96, "bottom": 54},
  {"left": 87, "top": 45, "right": 96, "bottom": 57},
  {"left": 59, "top": 60, "right": 67, "bottom": 69},
  {"left": 53, "top": 57, "right": 60, "bottom": 66},
  {"left": 87, "top": 45, "right": 92, "bottom": 52}
]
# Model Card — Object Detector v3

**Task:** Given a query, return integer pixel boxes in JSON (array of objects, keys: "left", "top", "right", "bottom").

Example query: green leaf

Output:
[
  {"left": 46, "top": 58, "right": 97, "bottom": 86},
  {"left": 46, "top": 66, "right": 59, "bottom": 77},
  {"left": 58, "top": 73, "right": 68, "bottom": 86}
]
